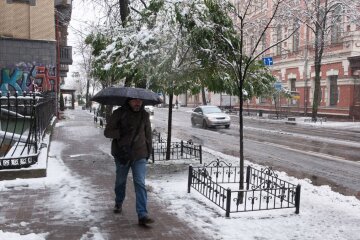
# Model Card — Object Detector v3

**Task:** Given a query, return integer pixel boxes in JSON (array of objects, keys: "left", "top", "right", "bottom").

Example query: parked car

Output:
[
  {"left": 191, "top": 105, "right": 231, "bottom": 129},
  {"left": 144, "top": 105, "right": 154, "bottom": 115}
]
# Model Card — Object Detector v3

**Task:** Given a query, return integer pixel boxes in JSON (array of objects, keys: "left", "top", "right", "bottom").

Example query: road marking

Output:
[
  {"left": 242, "top": 126, "right": 360, "bottom": 148},
  {"left": 249, "top": 139, "right": 360, "bottom": 166}
]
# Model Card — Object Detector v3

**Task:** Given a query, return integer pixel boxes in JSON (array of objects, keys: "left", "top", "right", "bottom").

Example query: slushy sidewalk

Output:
[{"left": 0, "top": 108, "right": 208, "bottom": 240}]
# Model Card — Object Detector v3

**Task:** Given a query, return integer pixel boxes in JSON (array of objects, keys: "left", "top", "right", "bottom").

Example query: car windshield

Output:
[{"left": 202, "top": 107, "right": 222, "bottom": 114}]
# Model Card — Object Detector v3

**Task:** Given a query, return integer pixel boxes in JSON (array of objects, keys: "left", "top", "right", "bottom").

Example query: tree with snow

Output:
[
  {"left": 293, "top": 0, "right": 360, "bottom": 121},
  {"left": 178, "top": 0, "right": 299, "bottom": 196}
]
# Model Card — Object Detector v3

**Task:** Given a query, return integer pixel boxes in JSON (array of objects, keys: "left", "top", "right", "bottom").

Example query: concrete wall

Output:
[{"left": 0, "top": 38, "right": 56, "bottom": 66}]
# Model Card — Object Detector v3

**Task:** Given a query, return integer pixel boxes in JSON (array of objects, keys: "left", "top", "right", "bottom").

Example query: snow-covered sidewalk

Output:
[
  {"left": 0, "top": 109, "right": 359, "bottom": 240},
  {"left": 148, "top": 148, "right": 360, "bottom": 240}
]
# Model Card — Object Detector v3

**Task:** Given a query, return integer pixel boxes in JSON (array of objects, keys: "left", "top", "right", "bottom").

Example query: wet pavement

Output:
[{"left": 0, "top": 108, "right": 209, "bottom": 240}]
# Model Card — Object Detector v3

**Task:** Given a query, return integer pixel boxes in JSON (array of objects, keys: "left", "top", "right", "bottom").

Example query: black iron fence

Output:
[
  {"left": 151, "top": 139, "right": 202, "bottom": 163},
  {"left": 0, "top": 92, "right": 55, "bottom": 169},
  {"left": 152, "top": 130, "right": 161, "bottom": 143},
  {"left": 188, "top": 159, "right": 301, "bottom": 217}
]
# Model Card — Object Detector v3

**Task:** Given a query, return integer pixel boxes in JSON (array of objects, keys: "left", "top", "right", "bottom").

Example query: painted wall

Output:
[
  {"left": 0, "top": 64, "right": 56, "bottom": 94},
  {"left": 0, "top": 38, "right": 57, "bottom": 94}
]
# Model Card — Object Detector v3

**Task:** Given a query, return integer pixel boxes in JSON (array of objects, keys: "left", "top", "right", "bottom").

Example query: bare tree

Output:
[
  {"left": 75, "top": 38, "right": 95, "bottom": 108},
  {"left": 295, "top": 0, "right": 360, "bottom": 120}
]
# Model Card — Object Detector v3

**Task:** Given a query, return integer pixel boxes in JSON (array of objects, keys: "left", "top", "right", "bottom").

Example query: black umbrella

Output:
[{"left": 90, "top": 86, "right": 162, "bottom": 106}]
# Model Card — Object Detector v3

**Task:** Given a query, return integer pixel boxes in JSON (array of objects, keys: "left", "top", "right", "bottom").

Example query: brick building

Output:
[
  {"left": 241, "top": 0, "right": 360, "bottom": 120},
  {"left": 182, "top": 1, "right": 360, "bottom": 120}
]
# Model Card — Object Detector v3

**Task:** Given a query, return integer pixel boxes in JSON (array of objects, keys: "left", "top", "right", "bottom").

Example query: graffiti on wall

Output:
[{"left": 0, "top": 63, "right": 57, "bottom": 95}]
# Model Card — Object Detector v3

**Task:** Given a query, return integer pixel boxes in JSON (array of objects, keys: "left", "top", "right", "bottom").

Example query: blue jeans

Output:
[{"left": 114, "top": 158, "right": 148, "bottom": 219}]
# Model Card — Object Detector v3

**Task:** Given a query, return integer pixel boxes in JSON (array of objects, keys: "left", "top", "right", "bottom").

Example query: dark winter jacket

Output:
[{"left": 104, "top": 104, "right": 152, "bottom": 162}]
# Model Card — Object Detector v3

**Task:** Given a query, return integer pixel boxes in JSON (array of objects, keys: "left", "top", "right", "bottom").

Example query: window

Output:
[
  {"left": 331, "top": 6, "right": 342, "bottom": 44},
  {"left": 261, "top": 34, "right": 266, "bottom": 51},
  {"left": 7, "top": 0, "right": 36, "bottom": 5},
  {"left": 259, "top": 96, "right": 267, "bottom": 103},
  {"left": 290, "top": 79, "right": 296, "bottom": 92},
  {"left": 292, "top": 21, "right": 299, "bottom": 52},
  {"left": 329, "top": 76, "right": 338, "bottom": 106},
  {"left": 276, "top": 25, "right": 282, "bottom": 55}
]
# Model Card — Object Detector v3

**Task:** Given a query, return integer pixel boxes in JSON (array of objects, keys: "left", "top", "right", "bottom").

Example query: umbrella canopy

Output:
[{"left": 91, "top": 86, "right": 162, "bottom": 106}]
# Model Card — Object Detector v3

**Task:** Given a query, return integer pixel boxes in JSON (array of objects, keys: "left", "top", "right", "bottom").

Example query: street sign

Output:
[
  {"left": 262, "top": 57, "right": 273, "bottom": 66},
  {"left": 274, "top": 82, "right": 282, "bottom": 90}
]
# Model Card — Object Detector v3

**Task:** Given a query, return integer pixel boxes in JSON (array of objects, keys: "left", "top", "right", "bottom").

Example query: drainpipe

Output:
[{"left": 55, "top": 12, "right": 61, "bottom": 119}]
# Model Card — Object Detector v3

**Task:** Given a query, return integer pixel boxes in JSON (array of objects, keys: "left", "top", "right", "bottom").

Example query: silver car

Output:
[{"left": 191, "top": 105, "right": 231, "bottom": 129}]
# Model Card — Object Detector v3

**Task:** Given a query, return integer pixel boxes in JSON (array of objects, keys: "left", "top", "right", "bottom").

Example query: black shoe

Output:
[
  {"left": 138, "top": 216, "right": 155, "bottom": 226},
  {"left": 113, "top": 203, "right": 122, "bottom": 214}
]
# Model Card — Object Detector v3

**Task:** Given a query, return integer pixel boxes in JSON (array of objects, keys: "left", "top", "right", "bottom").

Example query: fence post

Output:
[
  {"left": 181, "top": 140, "right": 184, "bottom": 157},
  {"left": 225, "top": 188, "right": 232, "bottom": 217},
  {"left": 199, "top": 145, "right": 202, "bottom": 164},
  {"left": 246, "top": 166, "right": 251, "bottom": 190},
  {"left": 295, "top": 184, "right": 301, "bottom": 214},
  {"left": 187, "top": 165, "right": 193, "bottom": 193},
  {"left": 32, "top": 93, "right": 38, "bottom": 153},
  {"left": 152, "top": 148, "right": 155, "bottom": 163}
]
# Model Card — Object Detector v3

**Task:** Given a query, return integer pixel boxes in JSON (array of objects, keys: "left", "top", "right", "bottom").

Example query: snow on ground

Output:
[
  {"left": 148, "top": 148, "right": 360, "bottom": 240},
  {"left": 0, "top": 110, "right": 359, "bottom": 239},
  {"left": 0, "top": 140, "right": 98, "bottom": 239}
]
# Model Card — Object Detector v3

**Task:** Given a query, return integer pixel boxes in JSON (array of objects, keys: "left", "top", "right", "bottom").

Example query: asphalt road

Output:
[{"left": 151, "top": 107, "right": 360, "bottom": 199}]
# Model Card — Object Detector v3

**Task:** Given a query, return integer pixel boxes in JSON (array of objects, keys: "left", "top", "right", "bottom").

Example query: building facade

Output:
[
  {"left": 182, "top": 1, "right": 360, "bottom": 120},
  {"left": 0, "top": 0, "right": 72, "bottom": 94},
  {"left": 243, "top": 0, "right": 360, "bottom": 120}
]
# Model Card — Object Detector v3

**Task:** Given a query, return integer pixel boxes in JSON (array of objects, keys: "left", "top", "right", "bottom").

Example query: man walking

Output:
[{"left": 104, "top": 98, "right": 154, "bottom": 226}]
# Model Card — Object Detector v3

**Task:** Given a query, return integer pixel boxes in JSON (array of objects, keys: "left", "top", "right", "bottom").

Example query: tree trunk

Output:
[
  {"left": 311, "top": 0, "right": 326, "bottom": 121},
  {"left": 119, "top": 0, "right": 129, "bottom": 27},
  {"left": 166, "top": 93, "right": 174, "bottom": 160},
  {"left": 312, "top": 62, "right": 322, "bottom": 121},
  {"left": 85, "top": 78, "right": 91, "bottom": 108},
  {"left": 237, "top": 81, "right": 244, "bottom": 204},
  {"left": 201, "top": 87, "right": 207, "bottom": 105}
]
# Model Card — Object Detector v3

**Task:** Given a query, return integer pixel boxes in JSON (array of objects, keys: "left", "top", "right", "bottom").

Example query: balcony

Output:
[
  {"left": 60, "top": 46, "right": 73, "bottom": 65},
  {"left": 55, "top": 0, "right": 72, "bottom": 6},
  {"left": 55, "top": 0, "right": 72, "bottom": 24}
]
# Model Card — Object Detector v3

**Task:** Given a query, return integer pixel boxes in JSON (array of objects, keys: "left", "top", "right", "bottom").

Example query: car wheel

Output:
[
  {"left": 225, "top": 125, "right": 230, "bottom": 129},
  {"left": 202, "top": 120, "right": 208, "bottom": 129},
  {"left": 191, "top": 118, "right": 196, "bottom": 126}
]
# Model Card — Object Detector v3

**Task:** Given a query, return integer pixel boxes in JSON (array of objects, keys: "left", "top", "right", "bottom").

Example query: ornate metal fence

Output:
[
  {"left": 0, "top": 92, "right": 55, "bottom": 169},
  {"left": 188, "top": 159, "right": 301, "bottom": 217},
  {"left": 151, "top": 139, "right": 202, "bottom": 164}
]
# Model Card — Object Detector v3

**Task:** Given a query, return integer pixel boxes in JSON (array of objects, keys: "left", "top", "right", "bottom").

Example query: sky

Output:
[
  {"left": 0, "top": 108, "right": 359, "bottom": 239},
  {"left": 65, "top": 0, "right": 103, "bottom": 89}
]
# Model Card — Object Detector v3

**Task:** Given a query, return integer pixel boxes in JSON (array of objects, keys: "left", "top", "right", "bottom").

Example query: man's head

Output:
[{"left": 128, "top": 98, "right": 143, "bottom": 112}]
